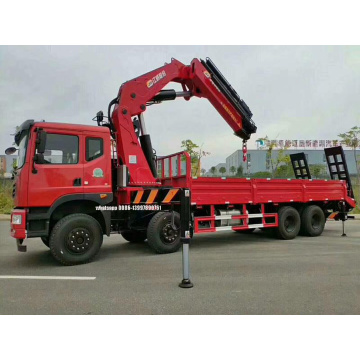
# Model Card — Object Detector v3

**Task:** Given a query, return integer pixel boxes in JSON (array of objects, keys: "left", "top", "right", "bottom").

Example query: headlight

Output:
[{"left": 12, "top": 214, "right": 22, "bottom": 225}]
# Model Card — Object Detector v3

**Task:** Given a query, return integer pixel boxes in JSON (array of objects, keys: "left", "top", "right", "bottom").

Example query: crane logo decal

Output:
[
  {"left": 147, "top": 70, "right": 166, "bottom": 88},
  {"left": 221, "top": 102, "right": 241, "bottom": 127}
]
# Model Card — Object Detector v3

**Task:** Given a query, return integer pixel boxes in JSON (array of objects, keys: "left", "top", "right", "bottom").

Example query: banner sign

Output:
[{"left": 255, "top": 139, "right": 357, "bottom": 149}]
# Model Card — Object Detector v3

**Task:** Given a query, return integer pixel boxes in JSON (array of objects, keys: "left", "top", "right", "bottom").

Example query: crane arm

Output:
[{"left": 110, "top": 58, "right": 257, "bottom": 186}]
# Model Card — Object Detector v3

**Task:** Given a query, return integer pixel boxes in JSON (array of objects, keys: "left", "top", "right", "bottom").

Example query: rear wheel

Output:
[
  {"left": 121, "top": 230, "right": 147, "bottom": 243},
  {"left": 300, "top": 205, "right": 325, "bottom": 236},
  {"left": 275, "top": 206, "right": 300, "bottom": 240},
  {"left": 147, "top": 211, "right": 181, "bottom": 254},
  {"left": 49, "top": 214, "right": 103, "bottom": 265}
]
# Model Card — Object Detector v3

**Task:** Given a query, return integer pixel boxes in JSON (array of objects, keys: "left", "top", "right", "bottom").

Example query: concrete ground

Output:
[{"left": 0, "top": 219, "right": 359, "bottom": 314}]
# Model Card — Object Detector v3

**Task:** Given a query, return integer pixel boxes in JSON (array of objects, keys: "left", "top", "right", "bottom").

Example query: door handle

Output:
[{"left": 73, "top": 178, "right": 82, "bottom": 186}]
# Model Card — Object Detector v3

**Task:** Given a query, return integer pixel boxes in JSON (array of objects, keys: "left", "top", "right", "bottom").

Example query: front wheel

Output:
[
  {"left": 41, "top": 236, "right": 50, "bottom": 248},
  {"left": 147, "top": 211, "right": 181, "bottom": 254},
  {"left": 49, "top": 214, "right": 103, "bottom": 265}
]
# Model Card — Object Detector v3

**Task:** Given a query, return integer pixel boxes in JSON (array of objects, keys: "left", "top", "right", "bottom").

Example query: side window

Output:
[
  {"left": 42, "top": 134, "right": 79, "bottom": 164},
  {"left": 86, "top": 138, "right": 103, "bottom": 162}
]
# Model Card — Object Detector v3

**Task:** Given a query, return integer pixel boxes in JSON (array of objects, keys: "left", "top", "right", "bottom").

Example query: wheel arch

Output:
[
  {"left": 48, "top": 193, "right": 113, "bottom": 236},
  {"left": 50, "top": 200, "right": 109, "bottom": 235}
]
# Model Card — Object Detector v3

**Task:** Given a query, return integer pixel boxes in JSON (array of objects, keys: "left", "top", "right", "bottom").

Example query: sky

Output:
[{"left": 0, "top": 46, "right": 359, "bottom": 170}]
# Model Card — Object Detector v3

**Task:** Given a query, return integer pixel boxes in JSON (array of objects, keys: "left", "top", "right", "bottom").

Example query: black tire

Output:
[
  {"left": 121, "top": 230, "right": 147, "bottom": 243},
  {"left": 49, "top": 214, "right": 103, "bottom": 266},
  {"left": 275, "top": 206, "right": 300, "bottom": 240},
  {"left": 41, "top": 236, "right": 50, "bottom": 248},
  {"left": 300, "top": 205, "right": 325, "bottom": 237},
  {"left": 234, "top": 228, "right": 255, "bottom": 233},
  {"left": 147, "top": 211, "right": 181, "bottom": 254}
]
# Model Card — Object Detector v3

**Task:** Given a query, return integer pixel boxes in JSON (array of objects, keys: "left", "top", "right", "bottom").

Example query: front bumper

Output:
[{"left": 10, "top": 209, "right": 27, "bottom": 251}]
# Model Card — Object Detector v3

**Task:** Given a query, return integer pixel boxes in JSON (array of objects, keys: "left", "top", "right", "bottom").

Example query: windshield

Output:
[{"left": 17, "top": 131, "right": 28, "bottom": 169}]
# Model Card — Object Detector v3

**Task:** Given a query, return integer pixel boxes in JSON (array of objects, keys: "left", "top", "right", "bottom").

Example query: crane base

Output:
[{"left": 179, "top": 279, "right": 194, "bottom": 288}]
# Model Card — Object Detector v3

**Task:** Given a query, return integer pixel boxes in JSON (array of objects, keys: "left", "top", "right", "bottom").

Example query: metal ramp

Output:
[
  {"left": 290, "top": 152, "right": 312, "bottom": 179},
  {"left": 324, "top": 146, "right": 354, "bottom": 198}
]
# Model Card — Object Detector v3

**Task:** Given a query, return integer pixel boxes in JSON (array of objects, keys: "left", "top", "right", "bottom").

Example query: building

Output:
[
  {"left": 205, "top": 162, "right": 227, "bottom": 176},
  {"left": 226, "top": 149, "right": 360, "bottom": 176},
  {"left": 0, "top": 155, "right": 18, "bottom": 176}
]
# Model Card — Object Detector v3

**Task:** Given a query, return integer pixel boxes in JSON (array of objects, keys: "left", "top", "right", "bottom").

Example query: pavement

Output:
[{"left": 0, "top": 219, "right": 360, "bottom": 315}]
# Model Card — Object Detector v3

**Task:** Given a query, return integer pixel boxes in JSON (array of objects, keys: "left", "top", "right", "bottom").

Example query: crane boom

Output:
[{"left": 110, "top": 57, "right": 257, "bottom": 186}]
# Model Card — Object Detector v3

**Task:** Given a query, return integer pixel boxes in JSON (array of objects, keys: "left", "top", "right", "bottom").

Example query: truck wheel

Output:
[
  {"left": 275, "top": 206, "right": 300, "bottom": 240},
  {"left": 147, "top": 211, "right": 181, "bottom": 254},
  {"left": 121, "top": 230, "right": 147, "bottom": 243},
  {"left": 300, "top": 205, "right": 325, "bottom": 237},
  {"left": 41, "top": 236, "right": 50, "bottom": 248},
  {"left": 49, "top": 214, "right": 103, "bottom": 266}
]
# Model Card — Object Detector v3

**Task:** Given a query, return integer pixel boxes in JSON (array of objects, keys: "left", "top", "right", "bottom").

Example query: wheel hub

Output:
[
  {"left": 66, "top": 228, "right": 92, "bottom": 254},
  {"left": 284, "top": 216, "right": 296, "bottom": 232},
  {"left": 162, "top": 223, "right": 179, "bottom": 244},
  {"left": 311, "top": 214, "right": 321, "bottom": 229}
]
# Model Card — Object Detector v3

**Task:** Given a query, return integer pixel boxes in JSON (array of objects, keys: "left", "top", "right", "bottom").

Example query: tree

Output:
[
  {"left": 309, "top": 164, "right": 327, "bottom": 179},
  {"left": 181, "top": 139, "right": 210, "bottom": 177},
  {"left": 230, "top": 166, "right": 236, "bottom": 176},
  {"left": 338, "top": 126, "right": 360, "bottom": 210},
  {"left": 201, "top": 168, "right": 206, "bottom": 176},
  {"left": 274, "top": 164, "right": 294, "bottom": 179},
  {"left": 210, "top": 166, "right": 217, "bottom": 176},
  {"left": 236, "top": 165, "right": 244, "bottom": 177},
  {"left": 338, "top": 126, "right": 360, "bottom": 180},
  {"left": 219, "top": 167, "right": 226, "bottom": 176},
  {"left": 257, "top": 135, "right": 291, "bottom": 178}
]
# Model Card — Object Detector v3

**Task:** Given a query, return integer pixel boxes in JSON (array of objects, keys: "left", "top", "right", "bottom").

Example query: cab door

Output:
[
  {"left": 83, "top": 134, "right": 112, "bottom": 196},
  {"left": 27, "top": 130, "right": 84, "bottom": 207}
]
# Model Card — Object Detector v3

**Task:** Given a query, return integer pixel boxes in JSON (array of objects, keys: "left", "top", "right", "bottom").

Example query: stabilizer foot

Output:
[{"left": 179, "top": 279, "right": 193, "bottom": 288}]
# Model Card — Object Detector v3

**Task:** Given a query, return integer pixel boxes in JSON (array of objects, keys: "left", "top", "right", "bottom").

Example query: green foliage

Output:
[
  {"left": 201, "top": 168, "right": 206, "bottom": 176},
  {"left": 257, "top": 135, "right": 290, "bottom": 177},
  {"left": 274, "top": 164, "right": 294, "bottom": 179},
  {"left": 219, "top": 167, "right": 226, "bottom": 175},
  {"left": 0, "top": 180, "right": 14, "bottom": 214},
  {"left": 338, "top": 126, "right": 360, "bottom": 150},
  {"left": 181, "top": 139, "right": 210, "bottom": 177},
  {"left": 309, "top": 164, "right": 328, "bottom": 179},
  {"left": 236, "top": 165, "right": 244, "bottom": 177},
  {"left": 210, "top": 166, "right": 217, "bottom": 176},
  {"left": 250, "top": 171, "right": 272, "bottom": 179},
  {"left": 230, "top": 166, "right": 236, "bottom": 176},
  {"left": 338, "top": 126, "right": 360, "bottom": 208}
]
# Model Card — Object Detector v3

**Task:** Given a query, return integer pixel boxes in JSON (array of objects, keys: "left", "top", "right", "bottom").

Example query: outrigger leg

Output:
[{"left": 179, "top": 189, "right": 193, "bottom": 288}]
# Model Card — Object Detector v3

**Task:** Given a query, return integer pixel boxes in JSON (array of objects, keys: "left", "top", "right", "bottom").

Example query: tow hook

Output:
[{"left": 17, "top": 239, "right": 27, "bottom": 252}]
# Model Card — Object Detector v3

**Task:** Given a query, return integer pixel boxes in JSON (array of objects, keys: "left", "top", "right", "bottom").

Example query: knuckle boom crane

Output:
[
  {"left": 8, "top": 57, "right": 355, "bottom": 266},
  {"left": 107, "top": 57, "right": 256, "bottom": 185}
]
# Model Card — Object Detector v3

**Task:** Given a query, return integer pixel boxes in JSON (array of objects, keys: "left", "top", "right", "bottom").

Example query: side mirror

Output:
[
  {"left": 34, "top": 153, "right": 45, "bottom": 164},
  {"left": 36, "top": 129, "right": 47, "bottom": 154},
  {"left": 96, "top": 111, "right": 104, "bottom": 126},
  {"left": 33, "top": 129, "right": 47, "bottom": 174},
  {"left": 5, "top": 147, "right": 17, "bottom": 155}
]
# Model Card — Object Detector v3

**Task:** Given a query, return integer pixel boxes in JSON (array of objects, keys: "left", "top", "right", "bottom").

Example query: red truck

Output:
[{"left": 7, "top": 57, "right": 356, "bottom": 265}]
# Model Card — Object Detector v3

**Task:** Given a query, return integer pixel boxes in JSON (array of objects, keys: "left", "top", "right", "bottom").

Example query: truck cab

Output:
[{"left": 10, "top": 120, "right": 113, "bottom": 252}]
